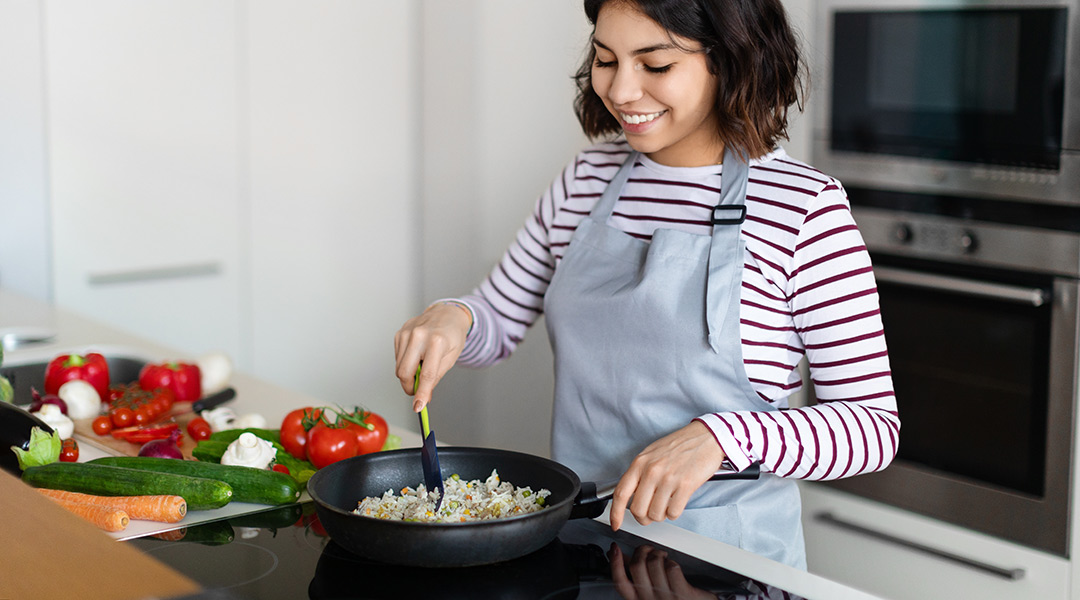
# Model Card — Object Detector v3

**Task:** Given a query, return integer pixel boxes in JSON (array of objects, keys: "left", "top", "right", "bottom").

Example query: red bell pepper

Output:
[
  {"left": 44, "top": 352, "right": 111, "bottom": 401},
  {"left": 139, "top": 361, "right": 202, "bottom": 402},
  {"left": 111, "top": 420, "right": 180, "bottom": 443}
]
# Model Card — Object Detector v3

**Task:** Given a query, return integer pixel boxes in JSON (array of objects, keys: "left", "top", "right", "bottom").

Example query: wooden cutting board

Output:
[{"left": 72, "top": 405, "right": 203, "bottom": 458}]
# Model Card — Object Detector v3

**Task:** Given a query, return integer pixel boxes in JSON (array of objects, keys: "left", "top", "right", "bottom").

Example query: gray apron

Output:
[{"left": 544, "top": 148, "right": 806, "bottom": 569}]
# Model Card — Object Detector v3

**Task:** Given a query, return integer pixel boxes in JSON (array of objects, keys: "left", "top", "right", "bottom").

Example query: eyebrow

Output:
[{"left": 593, "top": 38, "right": 679, "bottom": 56}]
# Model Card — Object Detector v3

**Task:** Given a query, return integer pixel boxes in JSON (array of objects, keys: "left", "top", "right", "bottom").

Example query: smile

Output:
[{"left": 619, "top": 110, "right": 665, "bottom": 125}]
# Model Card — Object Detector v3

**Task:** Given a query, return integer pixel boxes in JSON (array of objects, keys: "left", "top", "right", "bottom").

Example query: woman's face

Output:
[{"left": 591, "top": 2, "right": 722, "bottom": 167}]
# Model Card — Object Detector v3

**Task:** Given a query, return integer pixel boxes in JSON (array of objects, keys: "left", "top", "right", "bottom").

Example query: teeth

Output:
[{"left": 620, "top": 111, "right": 663, "bottom": 125}]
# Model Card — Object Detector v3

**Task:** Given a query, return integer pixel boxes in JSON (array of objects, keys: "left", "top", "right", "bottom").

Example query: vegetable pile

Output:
[{"left": 9, "top": 348, "right": 402, "bottom": 535}]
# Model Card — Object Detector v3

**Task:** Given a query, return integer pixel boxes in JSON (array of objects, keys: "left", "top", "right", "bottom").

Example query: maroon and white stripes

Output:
[{"left": 454, "top": 140, "right": 899, "bottom": 481}]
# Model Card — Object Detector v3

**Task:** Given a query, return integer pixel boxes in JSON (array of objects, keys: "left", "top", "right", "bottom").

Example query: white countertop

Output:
[{"left": 0, "top": 288, "right": 885, "bottom": 600}]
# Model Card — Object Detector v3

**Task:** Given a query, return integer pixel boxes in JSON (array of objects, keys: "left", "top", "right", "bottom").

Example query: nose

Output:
[{"left": 605, "top": 63, "right": 643, "bottom": 106}]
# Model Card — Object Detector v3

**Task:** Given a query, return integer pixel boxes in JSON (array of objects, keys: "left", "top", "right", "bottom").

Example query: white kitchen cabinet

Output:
[
  {"left": 28, "top": 0, "right": 421, "bottom": 428},
  {"left": 801, "top": 483, "right": 1071, "bottom": 600},
  {"left": 44, "top": 0, "right": 244, "bottom": 360}
]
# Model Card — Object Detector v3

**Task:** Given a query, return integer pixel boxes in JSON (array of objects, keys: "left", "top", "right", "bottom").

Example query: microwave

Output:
[{"left": 812, "top": 0, "right": 1080, "bottom": 206}]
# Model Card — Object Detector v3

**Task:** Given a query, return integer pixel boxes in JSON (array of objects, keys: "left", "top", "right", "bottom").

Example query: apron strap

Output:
[
  {"left": 589, "top": 151, "right": 639, "bottom": 222},
  {"left": 585, "top": 146, "right": 748, "bottom": 353},
  {"left": 706, "top": 147, "right": 749, "bottom": 353}
]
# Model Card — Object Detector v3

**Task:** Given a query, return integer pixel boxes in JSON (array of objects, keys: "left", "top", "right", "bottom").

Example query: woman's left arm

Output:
[
  {"left": 696, "top": 179, "right": 900, "bottom": 480},
  {"left": 610, "top": 178, "right": 899, "bottom": 530}
]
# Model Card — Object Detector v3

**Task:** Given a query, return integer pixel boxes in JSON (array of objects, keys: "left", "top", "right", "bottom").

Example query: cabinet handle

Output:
[
  {"left": 87, "top": 261, "right": 222, "bottom": 286},
  {"left": 813, "top": 511, "right": 1026, "bottom": 580}
]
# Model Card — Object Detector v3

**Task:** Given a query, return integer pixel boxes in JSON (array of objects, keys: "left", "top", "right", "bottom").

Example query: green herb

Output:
[{"left": 11, "top": 426, "right": 61, "bottom": 470}]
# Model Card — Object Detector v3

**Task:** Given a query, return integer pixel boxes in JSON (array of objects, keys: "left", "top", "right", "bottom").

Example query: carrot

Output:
[
  {"left": 36, "top": 489, "right": 187, "bottom": 523},
  {"left": 45, "top": 496, "right": 129, "bottom": 532}
]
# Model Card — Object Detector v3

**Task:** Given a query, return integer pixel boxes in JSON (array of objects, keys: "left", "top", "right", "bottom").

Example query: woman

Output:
[{"left": 394, "top": 0, "right": 898, "bottom": 569}]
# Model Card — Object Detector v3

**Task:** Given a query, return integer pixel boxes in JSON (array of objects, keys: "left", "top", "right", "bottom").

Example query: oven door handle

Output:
[{"left": 874, "top": 266, "right": 1048, "bottom": 307}]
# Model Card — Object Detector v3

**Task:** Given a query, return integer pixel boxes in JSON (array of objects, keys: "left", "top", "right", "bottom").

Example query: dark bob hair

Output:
[{"left": 573, "top": 0, "right": 807, "bottom": 159}]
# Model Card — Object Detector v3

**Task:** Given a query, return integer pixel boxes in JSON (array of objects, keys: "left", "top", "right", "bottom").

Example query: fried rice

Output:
[{"left": 353, "top": 469, "right": 551, "bottom": 523}]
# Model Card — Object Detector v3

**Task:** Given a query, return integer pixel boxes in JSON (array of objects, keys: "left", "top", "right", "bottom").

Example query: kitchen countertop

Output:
[{"left": 0, "top": 288, "right": 885, "bottom": 600}]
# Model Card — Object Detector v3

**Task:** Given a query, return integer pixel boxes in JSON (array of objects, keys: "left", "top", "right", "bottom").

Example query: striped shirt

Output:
[{"left": 452, "top": 140, "right": 899, "bottom": 481}]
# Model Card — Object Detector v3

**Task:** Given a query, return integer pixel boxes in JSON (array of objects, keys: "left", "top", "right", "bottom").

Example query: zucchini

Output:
[
  {"left": 89, "top": 456, "right": 301, "bottom": 506},
  {"left": 22, "top": 462, "right": 232, "bottom": 510},
  {"left": 209, "top": 428, "right": 281, "bottom": 444},
  {"left": 193, "top": 438, "right": 316, "bottom": 487}
]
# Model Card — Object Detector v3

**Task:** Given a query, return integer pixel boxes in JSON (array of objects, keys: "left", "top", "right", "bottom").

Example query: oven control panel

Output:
[{"left": 851, "top": 207, "right": 1080, "bottom": 277}]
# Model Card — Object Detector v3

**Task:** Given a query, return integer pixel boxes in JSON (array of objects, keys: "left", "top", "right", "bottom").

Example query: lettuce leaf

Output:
[{"left": 11, "top": 426, "right": 61, "bottom": 470}]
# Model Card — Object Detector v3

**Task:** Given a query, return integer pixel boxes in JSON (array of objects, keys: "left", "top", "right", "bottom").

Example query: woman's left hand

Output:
[{"left": 609, "top": 420, "right": 726, "bottom": 532}]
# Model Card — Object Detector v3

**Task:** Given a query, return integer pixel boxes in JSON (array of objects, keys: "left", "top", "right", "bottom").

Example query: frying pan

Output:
[{"left": 306, "top": 446, "right": 758, "bottom": 568}]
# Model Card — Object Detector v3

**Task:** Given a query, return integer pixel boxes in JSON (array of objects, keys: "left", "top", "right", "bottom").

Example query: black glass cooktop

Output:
[{"left": 127, "top": 503, "right": 804, "bottom": 600}]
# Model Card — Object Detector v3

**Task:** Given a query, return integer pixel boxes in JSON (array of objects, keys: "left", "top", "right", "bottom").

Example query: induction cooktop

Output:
[{"left": 127, "top": 503, "right": 804, "bottom": 600}]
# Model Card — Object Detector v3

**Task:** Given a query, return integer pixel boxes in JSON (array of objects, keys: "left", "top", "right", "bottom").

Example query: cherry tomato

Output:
[
  {"left": 111, "top": 406, "right": 135, "bottom": 428},
  {"left": 272, "top": 463, "right": 290, "bottom": 475},
  {"left": 60, "top": 438, "right": 79, "bottom": 462},
  {"left": 134, "top": 404, "right": 155, "bottom": 425},
  {"left": 281, "top": 407, "right": 321, "bottom": 460},
  {"left": 92, "top": 415, "right": 113, "bottom": 435},
  {"left": 347, "top": 410, "right": 389, "bottom": 455},
  {"left": 150, "top": 387, "right": 175, "bottom": 416},
  {"left": 306, "top": 422, "right": 359, "bottom": 469},
  {"left": 186, "top": 416, "right": 213, "bottom": 441}
]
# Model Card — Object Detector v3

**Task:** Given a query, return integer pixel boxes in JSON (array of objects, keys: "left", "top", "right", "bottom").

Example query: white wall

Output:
[{"left": 0, "top": 0, "right": 50, "bottom": 301}]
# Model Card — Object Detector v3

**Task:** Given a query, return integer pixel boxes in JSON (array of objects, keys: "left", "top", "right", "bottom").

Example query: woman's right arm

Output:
[{"left": 393, "top": 158, "right": 578, "bottom": 408}]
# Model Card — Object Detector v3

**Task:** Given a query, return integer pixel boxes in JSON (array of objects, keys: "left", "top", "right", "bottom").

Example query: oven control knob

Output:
[
  {"left": 892, "top": 223, "right": 914, "bottom": 244},
  {"left": 959, "top": 230, "right": 978, "bottom": 253}
]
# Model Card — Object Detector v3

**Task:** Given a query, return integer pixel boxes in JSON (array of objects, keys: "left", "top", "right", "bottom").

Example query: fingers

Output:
[
  {"left": 608, "top": 469, "right": 639, "bottom": 531},
  {"left": 392, "top": 304, "right": 471, "bottom": 411}
]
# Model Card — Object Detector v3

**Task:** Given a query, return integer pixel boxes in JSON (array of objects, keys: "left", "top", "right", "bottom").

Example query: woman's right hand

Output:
[{"left": 394, "top": 302, "right": 472, "bottom": 413}]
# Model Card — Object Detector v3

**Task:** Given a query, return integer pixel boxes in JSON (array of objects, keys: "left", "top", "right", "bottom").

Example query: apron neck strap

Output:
[{"left": 589, "top": 151, "right": 639, "bottom": 222}]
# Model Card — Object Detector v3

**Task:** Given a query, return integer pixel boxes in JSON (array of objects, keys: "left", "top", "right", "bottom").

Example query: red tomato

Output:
[
  {"left": 134, "top": 405, "right": 154, "bottom": 425},
  {"left": 272, "top": 463, "right": 290, "bottom": 475},
  {"left": 281, "top": 407, "right": 322, "bottom": 460},
  {"left": 111, "top": 407, "right": 135, "bottom": 428},
  {"left": 92, "top": 415, "right": 113, "bottom": 435},
  {"left": 186, "top": 417, "right": 212, "bottom": 441},
  {"left": 306, "top": 422, "right": 359, "bottom": 469},
  {"left": 60, "top": 438, "right": 79, "bottom": 462},
  {"left": 347, "top": 411, "right": 389, "bottom": 455}
]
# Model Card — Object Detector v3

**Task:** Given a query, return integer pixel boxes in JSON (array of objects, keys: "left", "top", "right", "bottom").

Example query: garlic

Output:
[
  {"left": 58, "top": 379, "right": 101, "bottom": 420},
  {"left": 221, "top": 432, "right": 277, "bottom": 469},
  {"left": 35, "top": 403, "right": 74, "bottom": 439}
]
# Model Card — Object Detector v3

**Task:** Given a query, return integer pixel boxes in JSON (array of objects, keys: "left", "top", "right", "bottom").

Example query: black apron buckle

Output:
[{"left": 712, "top": 204, "right": 747, "bottom": 225}]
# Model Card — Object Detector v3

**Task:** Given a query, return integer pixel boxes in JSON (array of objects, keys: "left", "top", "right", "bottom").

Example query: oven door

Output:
[{"left": 822, "top": 256, "right": 1079, "bottom": 556}]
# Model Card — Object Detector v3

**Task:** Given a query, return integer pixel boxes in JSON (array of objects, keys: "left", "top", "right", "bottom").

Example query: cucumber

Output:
[
  {"left": 89, "top": 456, "right": 301, "bottom": 506},
  {"left": 22, "top": 462, "right": 233, "bottom": 510}
]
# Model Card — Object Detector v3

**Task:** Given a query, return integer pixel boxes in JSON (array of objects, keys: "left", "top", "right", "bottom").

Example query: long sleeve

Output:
[{"left": 696, "top": 179, "right": 899, "bottom": 480}]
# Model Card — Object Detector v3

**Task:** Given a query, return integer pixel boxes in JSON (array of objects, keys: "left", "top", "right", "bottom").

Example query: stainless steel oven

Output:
[
  {"left": 820, "top": 189, "right": 1080, "bottom": 556},
  {"left": 812, "top": 0, "right": 1080, "bottom": 557},
  {"left": 813, "top": 0, "right": 1080, "bottom": 206}
]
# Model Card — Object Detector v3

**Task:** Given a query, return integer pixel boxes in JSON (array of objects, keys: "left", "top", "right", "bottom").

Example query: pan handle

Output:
[{"left": 570, "top": 462, "right": 761, "bottom": 520}]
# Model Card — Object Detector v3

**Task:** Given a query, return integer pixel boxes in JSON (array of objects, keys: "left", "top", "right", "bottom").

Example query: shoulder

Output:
[
  {"left": 567, "top": 139, "right": 634, "bottom": 180},
  {"left": 746, "top": 148, "right": 851, "bottom": 224}
]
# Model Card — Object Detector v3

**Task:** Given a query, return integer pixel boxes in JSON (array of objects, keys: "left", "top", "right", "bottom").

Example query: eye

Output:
[
  {"left": 593, "top": 56, "right": 615, "bottom": 68},
  {"left": 644, "top": 64, "right": 672, "bottom": 74}
]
